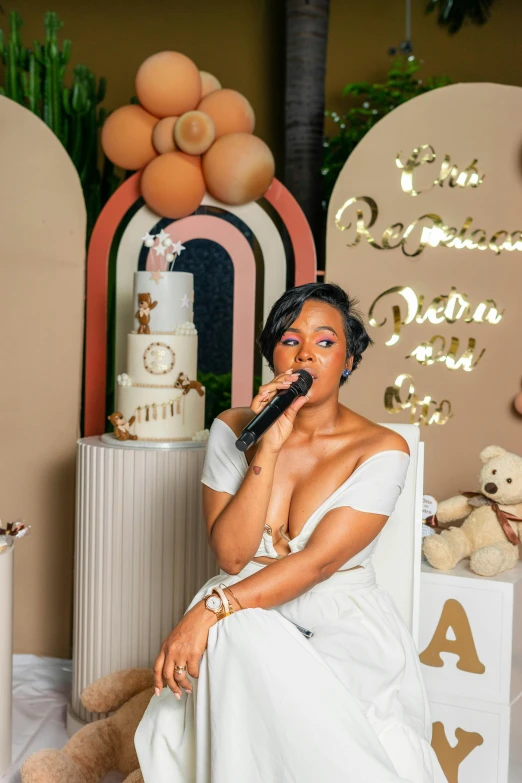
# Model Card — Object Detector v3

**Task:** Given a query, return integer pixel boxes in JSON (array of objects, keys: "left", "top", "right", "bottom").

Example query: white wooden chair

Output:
[{"left": 372, "top": 423, "right": 424, "bottom": 644}]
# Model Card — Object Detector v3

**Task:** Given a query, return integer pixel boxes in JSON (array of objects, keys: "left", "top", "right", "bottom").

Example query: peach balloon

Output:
[
  {"left": 101, "top": 105, "right": 157, "bottom": 170},
  {"left": 152, "top": 116, "right": 178, "bottom": 154},
  {"left": 141, "top": 151, "right": 205, "bottom": 218},
  {"left": 197, "top": 89, "right": 255, "bottom": 138},
  {"left": 136, "top": 51, "right": 201, "bottom": 118},
  {"left": 200, "top": 70, "right": 222, "bottom": 98},
  {"left": 202, "top": 132, "right": 274, "bottom": 205},
  {"left": 515, "top": 391, "right": 522, "bottom": 415},
  {"left": 174, "top": 111, "right": 215, "bottom": 155}
]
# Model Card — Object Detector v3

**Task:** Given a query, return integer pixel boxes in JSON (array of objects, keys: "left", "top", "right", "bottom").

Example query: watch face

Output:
[{"left": 206, "top": 595, "right": 222, "bottom": 611}]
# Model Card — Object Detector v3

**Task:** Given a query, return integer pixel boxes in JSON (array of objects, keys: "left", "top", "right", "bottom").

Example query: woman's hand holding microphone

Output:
[{"left": 249, "top": 367, "right": 310, "bottom": 455}]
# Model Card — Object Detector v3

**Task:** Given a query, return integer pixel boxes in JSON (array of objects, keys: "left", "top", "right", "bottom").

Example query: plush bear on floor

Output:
[
  {"left": 21, "top": 668, "right": 154, "bottom": 783},
  {"left": 422, "top": 445, "right": 522, "bottom": 577}
]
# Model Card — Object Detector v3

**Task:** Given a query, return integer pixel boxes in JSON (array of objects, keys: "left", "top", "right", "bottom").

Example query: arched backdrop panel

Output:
[
  {"left": 326, "top": 83, "right": 522, "bottom": 497},
  {"left": 84, "top": 174, "right": 316, "bottom": 436},
  {"left": 0, "top": 96, "right": 86, "bottom": 658}
]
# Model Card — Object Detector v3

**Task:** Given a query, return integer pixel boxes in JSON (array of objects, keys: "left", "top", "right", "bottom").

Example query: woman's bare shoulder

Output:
[
  {"left": 217, "top": 407, "right": 255, "bottom": 438},
  {"left": 343, "top": 407, "right": 410, "bottom": 457}
]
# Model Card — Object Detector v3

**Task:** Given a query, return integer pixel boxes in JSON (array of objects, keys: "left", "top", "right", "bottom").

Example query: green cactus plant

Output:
[{"left": 0, "top": 10, "right": 120, "bottom": 238}]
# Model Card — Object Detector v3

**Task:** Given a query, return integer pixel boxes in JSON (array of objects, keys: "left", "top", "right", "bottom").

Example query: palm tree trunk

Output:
[{"left": 285, "top": 0, "right": 330, "bottom": 258}]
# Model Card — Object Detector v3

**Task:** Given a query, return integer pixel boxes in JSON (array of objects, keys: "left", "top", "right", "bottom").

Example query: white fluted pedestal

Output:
[
  {"left": 67, "top": 436, "right": 218, "bottom": 733},
  {"left": 0, "top": 546, "right": 13, "bottom": 775}
]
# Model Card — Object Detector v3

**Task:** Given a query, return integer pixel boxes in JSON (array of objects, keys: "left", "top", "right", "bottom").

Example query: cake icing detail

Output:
[
  {"left": 143, "top": 342, "right": 176, "bottom": 375},
  {"left": 174, "top": 322, "right": 197, "bottom": 336},
  {"left": 192, "top": 429, "right": 210, "bottom": 442}
]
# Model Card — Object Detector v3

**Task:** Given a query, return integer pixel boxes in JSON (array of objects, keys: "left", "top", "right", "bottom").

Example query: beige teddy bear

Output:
[
  {"left": 21, "top": 668, "right": 154, "bottom": 783},
  {"left": 422, "top": 445, "right": 522, "bottom": 577}
]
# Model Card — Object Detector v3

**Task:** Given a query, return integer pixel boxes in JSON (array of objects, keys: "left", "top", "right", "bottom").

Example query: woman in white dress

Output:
[{"left": 135, "top": 282, "right": 447, "bottom": 783}]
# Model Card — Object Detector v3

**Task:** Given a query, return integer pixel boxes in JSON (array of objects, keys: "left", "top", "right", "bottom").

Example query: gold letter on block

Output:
[
  {"left": 420, "top": 598, "right": 486, "bottom": 673},
  {"left": 432, "top": 722, "right": 484, "bottom": 783}
]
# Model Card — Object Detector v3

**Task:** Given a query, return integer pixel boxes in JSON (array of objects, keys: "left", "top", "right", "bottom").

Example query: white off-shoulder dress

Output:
[{"left": 135, "top": 418, "right": 447, "bottom": 783}]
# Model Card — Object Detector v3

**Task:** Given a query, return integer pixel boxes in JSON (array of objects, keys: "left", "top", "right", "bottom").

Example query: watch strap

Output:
[{"left": 212, "top": 585, "right": 234, "bottom": 615}]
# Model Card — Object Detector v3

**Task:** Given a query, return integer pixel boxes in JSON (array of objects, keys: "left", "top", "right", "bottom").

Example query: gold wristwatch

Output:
[{"left": 203, "top": 587, "right": 233, "bottom": 620}]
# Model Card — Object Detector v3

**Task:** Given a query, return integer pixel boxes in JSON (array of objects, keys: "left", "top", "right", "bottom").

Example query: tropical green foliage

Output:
[
  {"left": 198, "top": 372, "right": 261, "bottom": 428},
  {"left": 322, "top": 57, "right": 451, "bottom": 207},
  {"left": 425, "top": 0, "right": 495, "bottom": 34}
]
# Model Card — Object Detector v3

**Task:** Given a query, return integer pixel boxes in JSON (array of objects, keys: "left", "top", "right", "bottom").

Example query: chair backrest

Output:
[{"left": 372, "top": 423, "right": 423, "bottom": 643}]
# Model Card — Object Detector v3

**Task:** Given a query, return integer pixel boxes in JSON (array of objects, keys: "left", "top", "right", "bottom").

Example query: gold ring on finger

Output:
[{"left": 174, "top": 664, "right": 187, "bottom": 675}]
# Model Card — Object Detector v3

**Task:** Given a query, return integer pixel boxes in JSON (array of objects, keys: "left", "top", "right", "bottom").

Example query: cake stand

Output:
[{"left": 67, "top": 435, "right": 218, "bottom": 733}]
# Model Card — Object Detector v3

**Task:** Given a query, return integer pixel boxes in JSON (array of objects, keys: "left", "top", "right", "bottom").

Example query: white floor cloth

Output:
[
  {"left": 135, "top": 560, "right": 448, "bottom": 783},
  {"left": 2, "top": 655, "right": 122, "bottom": 783}
]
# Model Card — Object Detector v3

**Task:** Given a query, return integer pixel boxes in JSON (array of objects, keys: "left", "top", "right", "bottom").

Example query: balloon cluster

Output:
[{"left": 101, "top": 52, "right": 275, "bottom": 219}]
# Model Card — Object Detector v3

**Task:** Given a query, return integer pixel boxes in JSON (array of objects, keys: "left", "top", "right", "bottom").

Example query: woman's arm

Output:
[
  {"left": 205, "top": 439, "right": 279, "bottom": 574},
  {"left": 204, "top": 370, "right": 304, "bottom": 574},
  {"left": 216, "top": 505, "right": 389, "bottom": 608}
]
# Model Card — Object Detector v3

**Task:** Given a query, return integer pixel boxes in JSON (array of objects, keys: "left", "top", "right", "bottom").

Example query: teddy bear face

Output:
[
  {"left": 479, "top": 446, "right": 522, "bottom": 505},
  {"left": 138, "top": 293, "right": 153, "bottom": 309},
  {"left": 108, "top": 411, "right": 126, "bottom": 426}
]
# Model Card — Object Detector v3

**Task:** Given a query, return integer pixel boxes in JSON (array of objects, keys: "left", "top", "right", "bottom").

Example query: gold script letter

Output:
[
  {"left": 419, "top": 598, "right": 486, "bottom": 673},
  {"left": 431, "top": 722, "right": 484, "bottom": 783}
]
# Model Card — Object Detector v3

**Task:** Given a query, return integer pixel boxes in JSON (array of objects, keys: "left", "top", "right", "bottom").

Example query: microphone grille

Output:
[{"left": 293, "top": 369, "right": 313, "bottom": 393}]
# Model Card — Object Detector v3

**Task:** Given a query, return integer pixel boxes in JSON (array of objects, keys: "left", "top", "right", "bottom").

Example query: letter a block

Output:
[{"left": 419, "top": 560, "right": 522, "bottom": 782}]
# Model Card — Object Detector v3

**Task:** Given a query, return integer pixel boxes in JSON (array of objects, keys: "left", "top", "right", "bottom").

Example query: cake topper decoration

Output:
[
  {"left": 174, "top": 372, "right": 205, "bottom": 397},
  {"left": 141, "top": 229, "right": 186, "bottom": 281},
  {"left": 141, "top": 232, "right": 156, "bottom": 248},
  {"left": 136, "top": 292, "right": 158, "bottom": 334},
  {"left": 107, "top": 411, "right": 138, "bottom": 441}
]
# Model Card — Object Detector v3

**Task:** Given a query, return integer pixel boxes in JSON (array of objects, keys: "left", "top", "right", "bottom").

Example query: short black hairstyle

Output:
[{"left": 258, "top": 283, "right": 373, "bottom": 386}]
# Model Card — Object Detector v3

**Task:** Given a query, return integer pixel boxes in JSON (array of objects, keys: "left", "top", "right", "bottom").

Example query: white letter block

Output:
[
  {"left": 428, "top": 692, "right": 522, "bottom": 783},
  {"left": 419, "top": 560, "right": 522, "bottom": 706}
]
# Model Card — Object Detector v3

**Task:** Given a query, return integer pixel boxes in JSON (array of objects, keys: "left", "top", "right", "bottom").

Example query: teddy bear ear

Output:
[{"left": 480, "top": 445, "right": 506, "bottom": 463}]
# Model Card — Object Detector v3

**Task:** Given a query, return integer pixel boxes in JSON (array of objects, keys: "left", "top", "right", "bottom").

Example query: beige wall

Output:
[
  {"left": 12, "top": 0, "right": 522, "bottom": 183},
  {"left": 326, "top": 0, "right": 522, "bottom": 118}
]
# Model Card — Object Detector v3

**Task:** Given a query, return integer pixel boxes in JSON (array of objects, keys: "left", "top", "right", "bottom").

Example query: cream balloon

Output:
[
  {"left": 200, "top": 71, "right": 222, "bottom": 98},
  {"left": 174, "top": 111, "right": 216, "bottom": 156}
]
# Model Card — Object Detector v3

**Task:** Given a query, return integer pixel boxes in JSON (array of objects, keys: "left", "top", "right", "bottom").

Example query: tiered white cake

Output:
[{"left": 116, "top": 271, "right": 206, "bottom": 442}]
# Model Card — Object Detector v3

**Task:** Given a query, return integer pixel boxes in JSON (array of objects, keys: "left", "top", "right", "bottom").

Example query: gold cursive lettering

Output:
[
  {"left": 368, "top": 286, "right": 504, "bottom": 344},
  {"left": 334, "top": 197, "right": 519, "bottom": 256},
  {"left": 407, "top": 335, "right": 485, "bottom": 372},
  {"left": 384, "top": 373, "right": 453, "bottom": 426},
  {"left": 396, "top": 145, "right": 485, "bottom": 196}
]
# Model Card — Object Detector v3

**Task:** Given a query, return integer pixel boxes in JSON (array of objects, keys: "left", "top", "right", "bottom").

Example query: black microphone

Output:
[{"left": 235, "top": 369, "right": 313, "bottom": 452}]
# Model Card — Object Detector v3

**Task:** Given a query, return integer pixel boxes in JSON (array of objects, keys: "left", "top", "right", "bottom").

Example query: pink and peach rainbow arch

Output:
[{"left": 84, "top": 173, "right": 316, "bottom": 436}]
